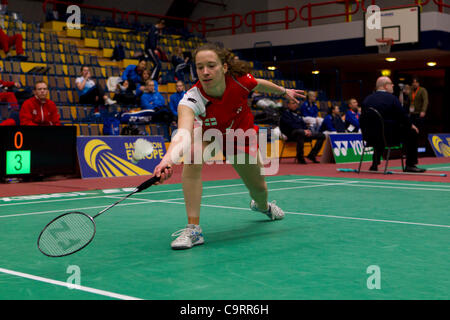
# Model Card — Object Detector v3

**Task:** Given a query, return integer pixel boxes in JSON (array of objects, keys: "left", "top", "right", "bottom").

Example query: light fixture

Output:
[
  {"left": 267, "top": 66, "right": 276, "bottom": 70},
  {"left": 381, "top": 69, "right": 391, "bottom": 76},
  {"left": 385, "top": 57, "right": 397, "bottom": 62},
  {"left": 427, "top": 61, "right": 437, "bottom": 67},
  {"left": 312, "top": 70, "right": 320, "bottom": 75}
]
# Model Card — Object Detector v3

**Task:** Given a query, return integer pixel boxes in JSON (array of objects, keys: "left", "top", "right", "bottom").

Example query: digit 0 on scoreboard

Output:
[{"left": 14, "top": 131, "right": 24, "bottom": 149}]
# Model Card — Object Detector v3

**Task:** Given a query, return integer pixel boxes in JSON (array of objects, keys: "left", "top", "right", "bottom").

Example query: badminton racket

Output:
[{"left": 37, "top": 174, "right": 163, "bottom": 257}]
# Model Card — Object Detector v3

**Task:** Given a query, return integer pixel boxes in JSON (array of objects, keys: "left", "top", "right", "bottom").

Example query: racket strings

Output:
[{"left": 38, "top": 212, "right": 95, "bottom": 257}]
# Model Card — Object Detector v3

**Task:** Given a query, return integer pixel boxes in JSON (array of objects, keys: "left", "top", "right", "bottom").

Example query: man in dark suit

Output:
[
  {"left": 280, "top": 99, "right": 325, "bottom": 164},
  {"left": 362, "top": 76, "right": 425, "bottom": 173}
]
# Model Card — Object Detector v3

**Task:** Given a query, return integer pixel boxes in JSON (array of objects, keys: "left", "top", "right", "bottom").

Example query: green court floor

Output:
[{"left": 0, "top": 175, "right": 449, "bottom": 300}]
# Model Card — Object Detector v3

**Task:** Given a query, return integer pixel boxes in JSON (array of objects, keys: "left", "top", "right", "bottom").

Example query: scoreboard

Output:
[{"left": 0, "top": 126, "right": 77, "bottom": 180}]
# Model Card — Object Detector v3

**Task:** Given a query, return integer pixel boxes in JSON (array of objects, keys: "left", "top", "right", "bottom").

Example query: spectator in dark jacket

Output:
[
  {"left": 362, "top": 76, "right": 425, "bottom": 173},
  {"left": 144, "top": 20, "right": 165, "bottom": 80},
  {"left": 280, "top": 99, "right": 325, "bottom": 164}
]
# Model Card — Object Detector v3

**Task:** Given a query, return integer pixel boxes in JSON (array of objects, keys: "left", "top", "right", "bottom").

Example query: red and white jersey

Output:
[{"left": 179, "top": 73, "right": 258, "bottom": 133}]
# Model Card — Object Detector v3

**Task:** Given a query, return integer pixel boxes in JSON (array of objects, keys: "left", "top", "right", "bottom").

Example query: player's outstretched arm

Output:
[
  {"left": 153, "top": 105, "right": 195, "bottom": 184},
  {"left": 254, "top": 78, "right": 305, "bottom": 103}
]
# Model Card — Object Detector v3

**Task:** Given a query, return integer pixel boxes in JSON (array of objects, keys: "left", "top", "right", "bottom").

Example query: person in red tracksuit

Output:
[
  {"left": 0, "top": 79, "right": 20, "bottom": 107},
  {"left": 0, "top": 27, "right": 24, "bottom": 56},
  {"left": 19, "top": 81, "right": 61, "bottom": 126},
  {"left": 0, "top": 79, "right": 20, "bottom": 125}
]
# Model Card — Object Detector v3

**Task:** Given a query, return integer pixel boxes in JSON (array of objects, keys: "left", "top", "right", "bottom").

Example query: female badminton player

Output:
[{"left": 154, "top": 44, "right": 305, "bottom": 249}]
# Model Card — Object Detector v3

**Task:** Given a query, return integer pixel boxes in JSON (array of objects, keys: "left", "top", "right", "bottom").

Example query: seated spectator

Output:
[
  {"left": 141, "top": 79, "right": 173, "bottom": 124},
  {"left": 75, "top": 66, "right": 116, "bottom": 109},
  {"left": 251, "top": 91, "right": 283, "bottom": 109},
  {"left": 362, "top": 76, "right": 425, "bottom": 173},
  {"left": 140, "top": 80, "right": 165, "bottom": 111},
  {"left": 320, "top": 105, "right": 346, "bottom": 133},
  {"left": 121, "top": 58, "right": 147, "bottom": 90},
  {"left": 280, "top": 99, "right": 325, "bottom": 164},
  {"left": 110, "top": 79, "right": 137, "bottom": 107},
  {"left": 19, "top": 81, "right": 61, "bottom": 126},
  {"left": 0, "top": 27, "right": 26, "bottom": 60},
  {"left": 169, "top": 80, "right": 185, "bottom": 119},
  {"left": 0, "top": 78, "right": 20, "bottom": 109},
  {"left": 0, "top": 78, "right": 20, "bottom": 125},
  {"left": 136, "top": 69, "right": 152, "bottom": 97},
  {"left": 0, "top": 110, "right": 19, "bottom": 125},
  {"left": 300, "top": 91, "right": 323, "bottom": 131},
  {"left": 345, "top": 98, "right": 360, "bottom": 133}
]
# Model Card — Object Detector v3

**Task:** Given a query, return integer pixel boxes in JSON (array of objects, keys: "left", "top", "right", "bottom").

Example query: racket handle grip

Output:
[
  {"left": 136, "top": 176, "right": 160, "bottom": 192},
  {"left": 136, "top": 167, "right": 171, "bottom": 192}
]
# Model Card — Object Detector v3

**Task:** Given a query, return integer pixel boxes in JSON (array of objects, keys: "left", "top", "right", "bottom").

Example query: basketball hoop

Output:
[{"left": 376, "top": 38, "right": 394, "bottom": 54}]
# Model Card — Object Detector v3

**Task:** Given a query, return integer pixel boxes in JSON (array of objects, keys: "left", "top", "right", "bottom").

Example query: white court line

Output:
[
  {"left": 342, "top": 184, "right": 450, "bottom": 192},
  {"left": 2, "top": 176, "right": 448, "bottom": 208},
  {"left": 0, "top": 178, "right": 310, "bottom": 207},
  {"left": 301, "top": 178, "right": 450, "bottom": 189},
  {"left": 143, "top": 200, "right": 450, "bottom": 229},
  {"left": 428, "top": 166, "right": 450, "bottom": 171},
  {"left": 0, "top": 267, "right": 142, "bottom": 300},
  {"left": 0, "top": 181, "right": 355, "bottom": 219}
]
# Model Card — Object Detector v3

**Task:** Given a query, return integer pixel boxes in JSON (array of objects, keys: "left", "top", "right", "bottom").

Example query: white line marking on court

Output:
[
  {"left": 427, "top": 166, "right": 450, "bottom": 171},
  {"left": 1, "top": 180, "right": 447, "bottom": 221},
  {"left": 153, "top": 201, "right": 450, "bottom": 229},
  {"left": 104, "top": 181, "right": 359, "bottom": 205},
  {"left": 339, "top": 183, "right": 450, "bottom": 192},
  {"left": 0, "top": 178, "right": 310, "bottom": 207},
  {"left": 0, "top": 267, "right": 143, "bottom": 300},
  {"left": 302, "top": 178, "right": 450, "bottom": 189},
  {"left": 0, "top": 181, "right": 354, "bottom": 219},
  {"left": 0, "top": 202, "right": 148, "bottom": 219}
]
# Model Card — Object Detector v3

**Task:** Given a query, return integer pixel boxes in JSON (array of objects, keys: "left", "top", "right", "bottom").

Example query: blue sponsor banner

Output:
[
  {"left": 76, "top": 136, "right": 166, "bottom": 178},
  {"left": 428, "top": 134, "right": 450, "bottom": 157},
  {"left": 328, "top": 133, "right": 373, "bottom": 163}
]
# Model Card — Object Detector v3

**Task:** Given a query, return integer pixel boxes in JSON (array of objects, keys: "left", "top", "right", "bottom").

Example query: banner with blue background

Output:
[
  {"left": 428, "top": 134, "right": 450, "bottom": 157},
  {"left": 77, "top": 136, "right": 166, "bottom": 178}
]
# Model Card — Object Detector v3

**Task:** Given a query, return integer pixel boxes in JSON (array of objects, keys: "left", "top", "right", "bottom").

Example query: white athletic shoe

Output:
[
  {"left": 171, "top": 224, "right": 204, "bottom": 250},
  {"left": 250, "top": 200, "right": 285, "bottom": 221},
  {"left": 105, "top": 97, "right": 117, "bottom": 105}
]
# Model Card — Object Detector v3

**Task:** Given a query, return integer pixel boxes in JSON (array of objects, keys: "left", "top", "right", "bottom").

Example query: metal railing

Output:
[
  {"left": 196, "top": 13, "right": 243, "bottom": 36},
  {"left": 299, "top": 0, "right": 360, "bottom": 27},
  {"left": 244, "top": 6, "right": 298, "bottom": 32},
  {"left": 41, "top": 0, "right": 446, "bottom": 36},
  {"left": 432, "top": 0, "right": 450, "bottom": 12},
  {"left": 360, "top": 0, "right": 431, "bottom": 11}
]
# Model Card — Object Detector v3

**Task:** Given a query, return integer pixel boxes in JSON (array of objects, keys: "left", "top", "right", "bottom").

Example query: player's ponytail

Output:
[{"left": 194, "top": 43, "right": 252, "bottom": 78}]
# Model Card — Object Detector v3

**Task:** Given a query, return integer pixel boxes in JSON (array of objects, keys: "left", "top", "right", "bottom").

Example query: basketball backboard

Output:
[{"left": 364, "top": 6, "right": 420, "bottom": 47}]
